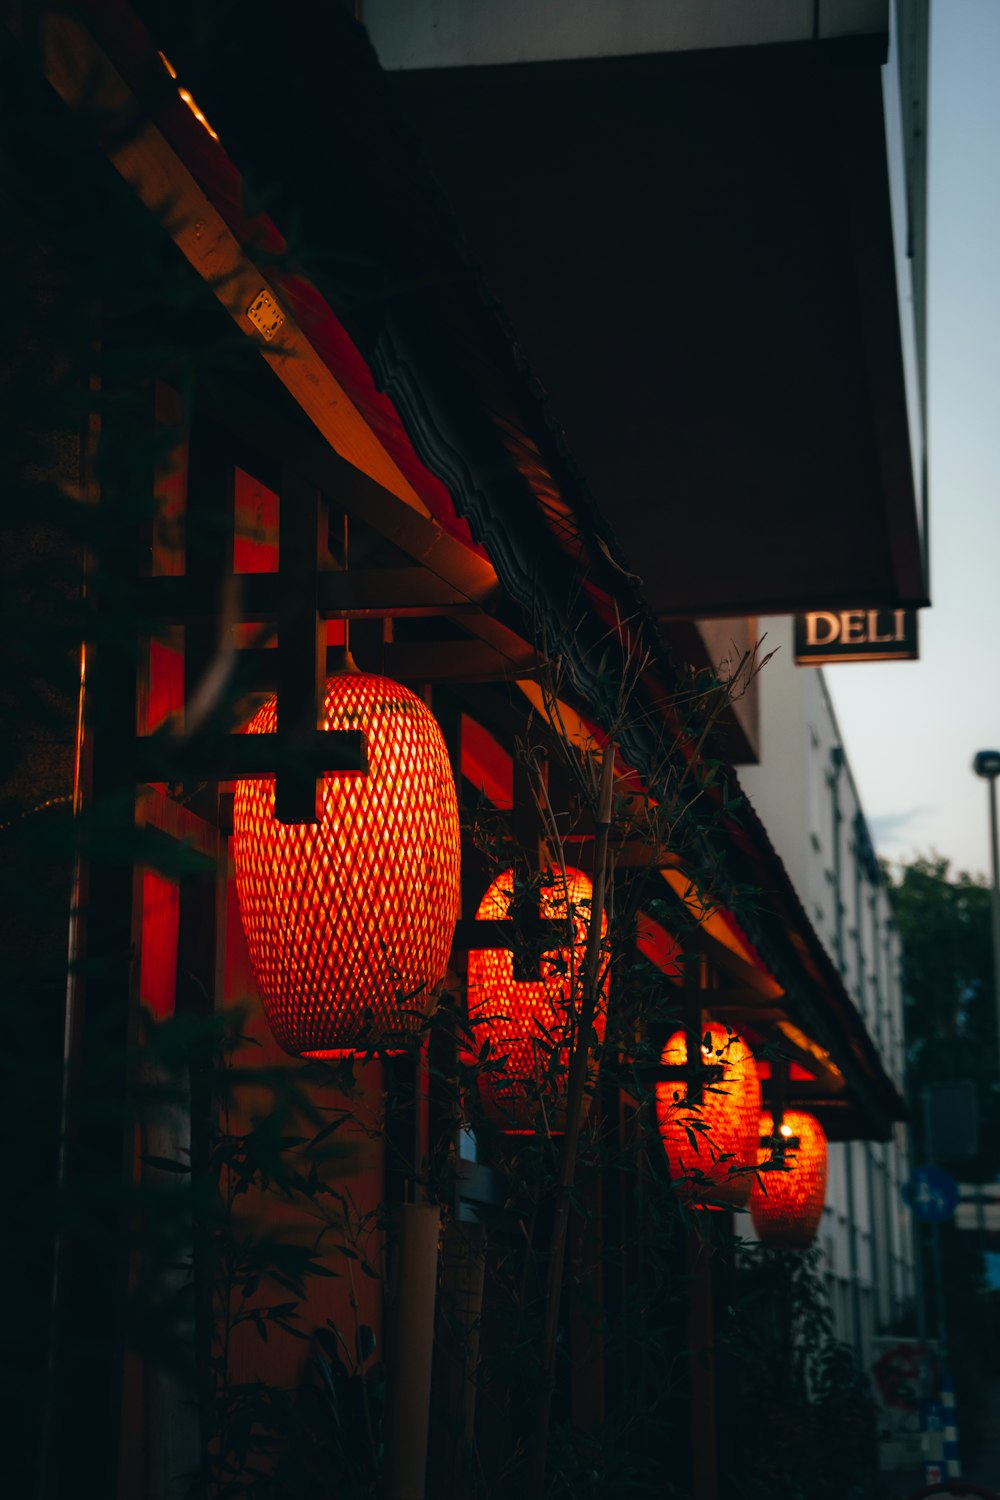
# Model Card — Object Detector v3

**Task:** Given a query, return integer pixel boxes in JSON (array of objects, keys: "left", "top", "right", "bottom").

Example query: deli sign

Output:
[{"left": 794, "top": 608, "right": 919, "bottom": 666}]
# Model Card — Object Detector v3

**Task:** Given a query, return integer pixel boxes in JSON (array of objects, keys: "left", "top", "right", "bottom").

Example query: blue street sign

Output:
[
  {"left": 921, "top": 1400, "right": 944, "bottom": 1433},
  {"left": 904, "top": 1167, "right": 960, "bottom": 1223}
]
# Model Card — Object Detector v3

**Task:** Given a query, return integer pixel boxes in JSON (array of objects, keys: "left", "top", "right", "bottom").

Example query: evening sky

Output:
[{"left": 826, "top": 0, "right": 1000, "bottom": 882}]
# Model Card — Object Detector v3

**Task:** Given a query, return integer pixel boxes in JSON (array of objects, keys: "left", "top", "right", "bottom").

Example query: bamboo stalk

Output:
[{"left": 526, "top": 743, "right": 616, "bottom": 1500}]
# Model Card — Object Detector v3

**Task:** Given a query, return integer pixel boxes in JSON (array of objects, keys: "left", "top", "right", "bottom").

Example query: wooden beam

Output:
[
  {"left": 200, "top": 383, "right": 530, "bottom": 661},
  {"left": 559, "top": 837, "right": 696, "bottom": 873},
  {"left": 233, "top": 638, "right": 537, "bottom": 690},
  {"left": 27, "top": 7, "right": 426, "bottom": 511},
  {"left": 132, "top": 729, "right": 366, "bottom": 782},
  {"left": 760, "top": 1034, "right": 846, "bottom": 1097},
  {"left": 766, "top": 1079, "right": 839, "bottom": 1101},
  {"left": 386, "top": 640, "right": 538, "bottom": 682},
  {"left": 672, "top": 916, "right": 783, "bottom": 1001},
  {"left": 451, "top": 918, "right": 571, "bottom": 951},
  {"left": 140, "top": 790, "right": 220, "bottom": 859},
  {"left": 329, "top": 570, "right": 481, "bottom": 618},
  {"left": 692, "top": 998, "right": 787, "bottom": 1021},
  {"left": 801, "top": 1097, "right": 893, "bottom": 1145},
  {"left": 137, "top": 568, "right": 481, "bottom": 620}
]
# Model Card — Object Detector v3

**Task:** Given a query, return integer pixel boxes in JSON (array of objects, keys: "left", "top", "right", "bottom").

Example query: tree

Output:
[
  {"left": 886, "top": 855, "right": 1000, "bottom": 1459},
  {"left": 888, "top": 854, "right": 999, "bottom": 1176}
]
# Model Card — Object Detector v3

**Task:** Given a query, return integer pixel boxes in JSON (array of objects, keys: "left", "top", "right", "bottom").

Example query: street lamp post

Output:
[{"left": 972, "top": 749, "right": 1000, "bottom": 1081}]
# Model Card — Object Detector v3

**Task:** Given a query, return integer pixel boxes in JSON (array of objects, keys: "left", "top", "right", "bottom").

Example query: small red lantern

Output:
[
  {"left": 750, "top": 1110, "right": 828, "bottom": 1249},
  {"left": 232, "top": 672, "right": 460, "bottom": 1055},
  {"left": 656, "top": 1019, "right": 761, "bottom": 1208},
  {"left": 467, "top": 866, "right": 608, "bottom": 1128}
]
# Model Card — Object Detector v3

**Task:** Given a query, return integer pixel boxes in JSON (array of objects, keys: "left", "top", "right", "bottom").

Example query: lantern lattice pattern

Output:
[
  {"left": 467, "top": 866, "right": 608, "bottom": 1128},
  {"left": 750, "top": 1110, "right": 828, "bottom": 1249},
  {"left": 656, "top": 1019, "right": 761, "bottom": 1208},
  {"left": 233, "top": 672, "right": 460, "bottom": 1055}
]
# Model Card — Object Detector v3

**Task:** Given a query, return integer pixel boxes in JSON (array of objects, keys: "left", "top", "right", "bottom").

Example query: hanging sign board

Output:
[{"left": 794, "top": 608, "right": 919, "bottom": 665}]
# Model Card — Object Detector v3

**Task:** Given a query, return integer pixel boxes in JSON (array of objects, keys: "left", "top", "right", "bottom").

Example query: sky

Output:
[{"left": 825, "top": 0, "right": 1000, "bottom": 883}]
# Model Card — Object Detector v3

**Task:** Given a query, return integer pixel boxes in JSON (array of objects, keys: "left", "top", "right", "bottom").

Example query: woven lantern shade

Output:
[
  {"left": 656, "top": 1019, "right": 761, "bottom": 1208},
  {"left": 467, "top": 866, "right": 608, "bottom": 1128},
  {"left": 232, "top": 672, "right": 460, "bottom": 1056},
  {"left": 750, "top": 1110, "right": 828, "bottom": 1249}
]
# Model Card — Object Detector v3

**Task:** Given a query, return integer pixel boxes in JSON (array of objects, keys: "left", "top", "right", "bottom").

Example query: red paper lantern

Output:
[
  {"left": 750, "top": 1110, "right": 828, "bottom": 1249},
  {"left": 656, "top": 1019, "right": 761, "bottom": 1208},
  {"left": 232, "top": 672, "right": 460, "bottom": 1055},
  {"left": 467, "top": 866, "right": 608, "bottom": 1128}
]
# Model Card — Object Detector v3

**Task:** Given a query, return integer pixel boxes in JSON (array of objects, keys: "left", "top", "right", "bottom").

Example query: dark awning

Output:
[{"left": 388, "top": 37, "right": 927, "bottom": 618}]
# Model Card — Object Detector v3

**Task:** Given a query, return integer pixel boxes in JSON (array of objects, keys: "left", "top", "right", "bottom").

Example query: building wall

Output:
[
  {"left": 364, "top": 0, "right": 889, "bottom": 71},
  {"left": 738, "top": 615, "right": 915, "bottom": 1368}
]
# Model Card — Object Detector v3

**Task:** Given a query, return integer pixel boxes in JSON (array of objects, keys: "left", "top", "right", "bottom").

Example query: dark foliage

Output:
[
  {"left": 889, "top": 855, "right": 1000, "bottom": 1174},
  {"left": 886, "top": 856, "right": 1000, "bottom": 1459},
  {"left": 722, "top": 1245, "right": 881, "bottom": 1500}
]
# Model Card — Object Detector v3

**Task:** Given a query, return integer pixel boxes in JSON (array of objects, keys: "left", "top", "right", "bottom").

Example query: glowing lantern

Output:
[
  {"left": 232, "top": 672, "right": 460, "bottom": 1055},
  {"left": 656, "top": 1019, "right": 761, "bottom": 1207},
  {"left": 750, "top": 1110, "right": 828, "bottom": 1249},
  {"left": 467, "top": 866, "right": 608, "bottom": 1128}
]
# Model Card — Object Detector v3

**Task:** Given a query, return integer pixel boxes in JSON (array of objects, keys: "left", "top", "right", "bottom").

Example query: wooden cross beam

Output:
[
  {"left": 132, "top": 730, "right": 366, "bottom": 784},
  {"left": 452, "top": 911, "right": 574, "bottom": 983},
  {"left": 136, "top": 568, "right": 479, "bottom": 620}
]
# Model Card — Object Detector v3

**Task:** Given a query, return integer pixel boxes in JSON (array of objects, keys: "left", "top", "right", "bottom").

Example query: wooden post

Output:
[
  {"left": 41, "top": 386, "right": 148, "bottom": 1500},
  {"left": 141, "top": 1048, "right": 201, "bottom": 1500},
  {"left": 513, "top": 748, "right": 551, "bottom": 981},
  {"left": 275, "top": 473, "right": 325, "bottom": 823},
  {"left": 569, "top": 1155, "right": 605, "bottom": 1432},
  {"left": 183, "top": 415, "right": 235, "bottom": 746},
  {"left": 383, "top": 1202, "right": 441, "bottom": 1500},
  {"left": 687, "top": 1229, "right": 717, "bottom": 1500},
  {"left": 428, "top": 1219, "right": 487, "bottom": 1500},
  {"left": 513, "top": 747, "right": 549, "bottom": 875},
  {"left": 685, "top": 951, "right": 718, "bottom": 1500},
  {"left": 682, "top": 953, "right": 709, "bottom": 1103},
  {"left": 771, "top": 1053, "right": 788, "bottom": 1134}
]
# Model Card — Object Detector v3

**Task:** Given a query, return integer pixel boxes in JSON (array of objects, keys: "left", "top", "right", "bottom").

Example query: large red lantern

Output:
[
  {"left": 232, "top": 671, "right": 460, "bottom": 1055},
  {"left": 656, "top": 1019, "right": 761, "bottom": 1208},
  {"left": 750, "top": 1110, "right": 828, "bottom": 1249},
  {"left": 467, "top": 866, "right": 608, "bottom": 1128}
]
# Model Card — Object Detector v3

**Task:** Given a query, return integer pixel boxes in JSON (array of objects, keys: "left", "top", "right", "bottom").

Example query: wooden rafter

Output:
[
  {"left": 137, "top": 569, "right": 484, "bottom": 620},
  {"left": 21, "top": 5, "right": 426, "bottom": 511}
]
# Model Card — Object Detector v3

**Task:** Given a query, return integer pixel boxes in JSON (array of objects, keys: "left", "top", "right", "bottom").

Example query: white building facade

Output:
[{"left": 739, "top": 617, "right": 915, "bottom": 1366}]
